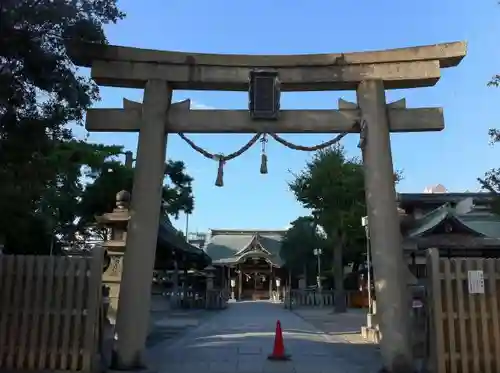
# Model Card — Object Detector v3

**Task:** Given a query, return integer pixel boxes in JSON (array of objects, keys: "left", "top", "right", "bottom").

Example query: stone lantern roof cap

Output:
[{"left": 116, "top": 190, "right": 131, "bottom": 209}]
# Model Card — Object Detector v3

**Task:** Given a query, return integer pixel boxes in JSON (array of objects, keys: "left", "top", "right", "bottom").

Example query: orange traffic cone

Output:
[{"left": 268, "top": 320, "right": 291, "bottom": 361}]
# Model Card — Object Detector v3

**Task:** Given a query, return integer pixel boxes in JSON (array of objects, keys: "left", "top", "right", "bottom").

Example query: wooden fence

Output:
[
  {"left": 284, "top": 289, "right": 334, "bottom": 308},
  {"left": 165, "top": 289, "right": 229, "bottom": 310},
  {"left": 427, "top": 248, "right": 500, "bottom": 373},
  {"left": 0, "top": 249, "right": 103, "bottom": 373},
  {"left": 283, "top": 289, "right": 362, "bottom": 308}
]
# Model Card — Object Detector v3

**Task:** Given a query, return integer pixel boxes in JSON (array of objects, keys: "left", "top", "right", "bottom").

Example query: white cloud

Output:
[{"left": 191, "top": 101, "right": 215, "bottom": 110}]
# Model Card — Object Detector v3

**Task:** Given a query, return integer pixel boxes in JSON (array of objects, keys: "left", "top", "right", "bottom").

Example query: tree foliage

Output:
[
  {"left": 480, "top": 44, "right": 500, "bottom": 197},
  {"left": 479, "top": 81, "right": 500, "bottom": 213},
  {"left": 32, "top": 141, "right": 123, "bottom": 245},
  {"left": 289, "top": 145, "right": 366, "bottom": 262},
  {"left": 288, "top": 144, "right": 403, "bottom": 311},
  {"left": 0, "top": 0, "right": 124, "bottom": 254},
  {"left": 0, "top": 1, "right": 195, "bottom": 255},
  {"left": 280, "top": 216, "right": 326, "bottom": 281},
  {"left": 78, "top": 158, "right": 195, "bottom": 239},
  {"left": 289, "top": 145, "right": 366, "bottom": 312}
]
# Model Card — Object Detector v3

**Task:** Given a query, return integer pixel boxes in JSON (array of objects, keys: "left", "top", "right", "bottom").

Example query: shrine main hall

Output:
[{"left": 202, "top": 229, "right": 286, "bottom": 301}]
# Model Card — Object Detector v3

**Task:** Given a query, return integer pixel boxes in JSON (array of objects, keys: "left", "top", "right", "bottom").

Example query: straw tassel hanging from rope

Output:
[
  {"left": 260, "top": 134, "right": 268, "bottom": 174},
  {"left": 215, "top": 155, "right": 225, "bottom": 187}
]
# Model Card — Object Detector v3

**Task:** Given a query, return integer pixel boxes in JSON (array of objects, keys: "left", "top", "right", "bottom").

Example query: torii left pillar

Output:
[{"left": 113, "top": 80, "right": 172, "bottom": 369}]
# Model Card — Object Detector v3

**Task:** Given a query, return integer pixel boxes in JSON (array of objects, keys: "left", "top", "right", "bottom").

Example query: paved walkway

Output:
[
  {"left": 146, "top": 301, "right": 382, "bottom": 373},
  {"left": 290, "top": 308, "right": 373, "bottom": 344},
  {"left": 147, "top": 308, "right": 211, "bottom": 349}
]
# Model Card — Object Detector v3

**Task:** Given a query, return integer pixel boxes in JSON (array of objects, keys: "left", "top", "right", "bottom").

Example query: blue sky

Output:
[{"left": 76, "top": 0, "right": 500, "bottom": 233}]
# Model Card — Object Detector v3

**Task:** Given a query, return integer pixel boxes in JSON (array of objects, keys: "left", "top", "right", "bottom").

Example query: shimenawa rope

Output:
[{"left": 177, "top": 123, "right": 357, "bottom": 186}]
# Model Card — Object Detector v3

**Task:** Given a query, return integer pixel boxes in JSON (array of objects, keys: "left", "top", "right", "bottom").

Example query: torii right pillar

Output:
[{"left": 357, "top": 80, "right": 412, "bottom": 373}]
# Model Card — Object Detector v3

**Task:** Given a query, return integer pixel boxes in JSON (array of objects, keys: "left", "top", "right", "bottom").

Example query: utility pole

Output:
[
  {"left": 313, "top": 248, "right": 322, "bottom": 290},
  {"left": 185, "top": 213, "right": 189, "bottom": 239}
]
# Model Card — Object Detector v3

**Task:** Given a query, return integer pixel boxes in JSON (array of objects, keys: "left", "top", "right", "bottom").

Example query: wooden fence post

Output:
[
  {"left": 82, "top": 247, "right": 104, "bottom": 372},
  {"left": 426, "top": 248, "right": 445, "bottom": 373}
]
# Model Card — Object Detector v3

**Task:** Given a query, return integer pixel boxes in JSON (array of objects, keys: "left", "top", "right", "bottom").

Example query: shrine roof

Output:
[
  {"left": 158, "top": 215, "right": 210, "bottom": 264},
  {"left": 406, "top": 203, "right": 500, "bottom": 239},
  {"left": 204, "top": 229, "right": 285, "bottom": 267},
  {"left": 398, "top": 192, "right": 495, "bottom": 210}
]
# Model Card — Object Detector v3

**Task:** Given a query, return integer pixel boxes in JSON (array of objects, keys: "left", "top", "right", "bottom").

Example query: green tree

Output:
[
  {"left": 77, "top": 158, "right": 195, "bottom": 239},
  {"left": 1, "top": 137, "right": 123, "bottom": 254},
  {"left": 478, "top": 79, "right": 500, "bottom": 211},
  {"left": 0, "top": 0, "right": 124, "bottom": 254},
  {"left": 289, "top": 145, "right": 366, "bottom": 313},
  {"left": 289, "top": 145, "right": 403, "bottom": 312},
  {"left": 35, "top": 141, "right": 123, "bottom": 247},
  {"left": 280, "top": 216, "right": 325, "bottom": 284}
]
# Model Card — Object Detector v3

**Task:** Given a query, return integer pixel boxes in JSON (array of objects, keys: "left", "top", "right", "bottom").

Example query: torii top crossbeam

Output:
[{"left": 67, "top": 41, "right": 466, "bottom": 91}]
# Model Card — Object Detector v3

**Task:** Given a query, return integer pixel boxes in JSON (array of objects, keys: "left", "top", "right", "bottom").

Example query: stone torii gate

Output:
[{"left": 69, "top": 41, "right": 466, "bottom": 372}]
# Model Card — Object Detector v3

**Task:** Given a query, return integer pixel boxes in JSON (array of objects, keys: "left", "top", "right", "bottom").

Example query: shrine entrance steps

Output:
[{"left": 146, "top": 300, "right": 381, "bottom": 373}]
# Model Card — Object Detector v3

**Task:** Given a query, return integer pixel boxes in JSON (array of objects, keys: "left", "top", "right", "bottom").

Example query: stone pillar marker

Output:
[
  {"left": 356, "top": 80, "right": 412, "bottom": 372},
  {"left": 114, "top": 80, "right": 172, "bottom": 369}
]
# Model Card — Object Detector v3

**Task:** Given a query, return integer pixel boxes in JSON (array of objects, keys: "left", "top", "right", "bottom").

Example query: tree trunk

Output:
[{"left": 334, "top": 239, "right": 347, "bottom": 313}]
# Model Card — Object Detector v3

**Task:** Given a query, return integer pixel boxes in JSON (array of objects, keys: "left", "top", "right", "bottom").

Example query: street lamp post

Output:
[
  {"left": 310, "top": 213, "right": 323, "bottom": 291},
  {"left": 313, "top": 248, "right": 322, "bottom": 290}
]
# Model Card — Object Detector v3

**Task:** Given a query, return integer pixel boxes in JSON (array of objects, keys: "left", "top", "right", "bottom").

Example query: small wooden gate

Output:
[
  {"left": 426, "top": 248, "right": 500, "bottom": 373},
  {"left": 0, "top": 248, "right": 103, "bottom": 373}
]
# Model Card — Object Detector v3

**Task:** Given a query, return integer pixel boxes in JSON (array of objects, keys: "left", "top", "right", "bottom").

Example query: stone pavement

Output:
[
  {"left": 146, "top": 308, "right": 212, "bottom": 349},
  {"left": 106, "top": 294, "right": 213, "bottom": 349},
  {"left": 146, "top": 301, "right": 382, "bottom": 373},
  {"left": 290, "top": 307, "right": 375, "bottom": 345},
  {"left": 101, "top": 295, "right": 215, "bottom": 368}
]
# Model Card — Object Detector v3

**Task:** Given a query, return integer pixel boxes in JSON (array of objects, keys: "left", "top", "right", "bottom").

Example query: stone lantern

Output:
[
  {"left": 202, "top": 265, "right": 216, "bottom": 309},
  {"left": 95, "top": 190, "right": 131, "bottom": 318},
  {"left": 204, "top": 265, "right": 216, "bottom": 290}
]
